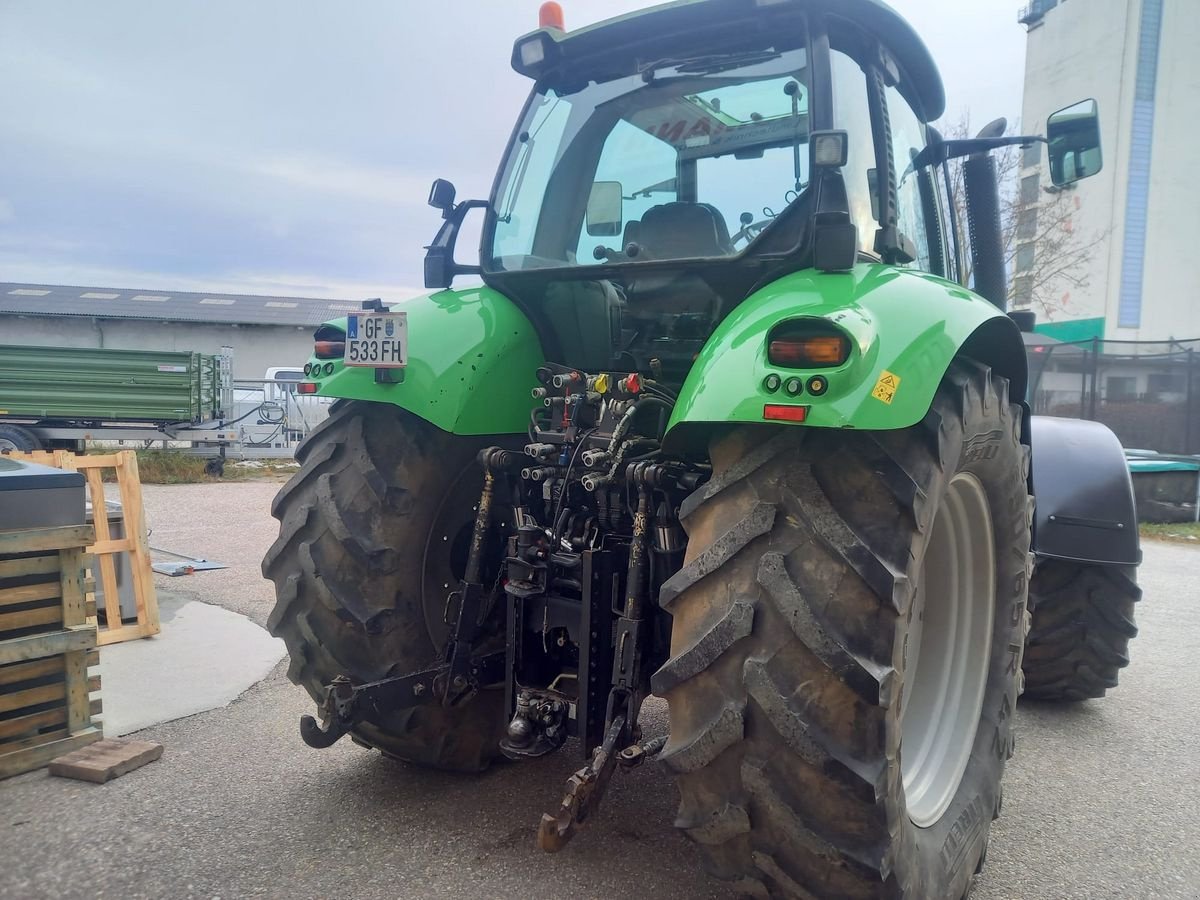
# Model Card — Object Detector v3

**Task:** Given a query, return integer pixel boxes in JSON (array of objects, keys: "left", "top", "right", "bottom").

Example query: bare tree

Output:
[{"left": 939, "top": 114, "right": 1107, "bottom": 319}]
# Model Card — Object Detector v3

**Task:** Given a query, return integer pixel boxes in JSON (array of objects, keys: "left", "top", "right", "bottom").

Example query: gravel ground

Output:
[{"left": 2, "top": 481, "right": 1198, "bottom": 899}]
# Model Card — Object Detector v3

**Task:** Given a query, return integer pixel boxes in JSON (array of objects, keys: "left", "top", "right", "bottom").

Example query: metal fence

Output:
[
  {"left": 1027, "top": 337, "right": 1200, "bottom": 454},
  {"left": 212, "top": 378, "right": 332, "bottom": 458}
]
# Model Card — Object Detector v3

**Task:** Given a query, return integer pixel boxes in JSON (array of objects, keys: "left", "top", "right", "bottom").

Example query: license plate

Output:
[{"left": 345, "top": 312, "right": 407, "bottom": 368}]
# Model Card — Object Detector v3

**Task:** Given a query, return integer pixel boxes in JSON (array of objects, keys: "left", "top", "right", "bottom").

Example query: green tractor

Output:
[{"left": 262, "top": 1, "right": 1141, "bottom": 896}]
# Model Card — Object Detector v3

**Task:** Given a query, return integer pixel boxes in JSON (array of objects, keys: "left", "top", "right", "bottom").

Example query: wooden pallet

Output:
[
  {"left": 0, "top": 524, "right": 103, "bottom": 779},
  {"left": 7, "top": 450, "right": 160, "bottom": 646}
]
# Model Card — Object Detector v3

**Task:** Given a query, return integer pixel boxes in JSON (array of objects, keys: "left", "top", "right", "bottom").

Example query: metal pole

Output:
[
  {"left": 1079, "top": 346, "right": 1088, "bottom": 418},
  {"left": 1185, "top": 349, "right": 1195, "bottom": 456},
  {"left": 1088, "top": 337, "right": 1100, "bottom": 421}
]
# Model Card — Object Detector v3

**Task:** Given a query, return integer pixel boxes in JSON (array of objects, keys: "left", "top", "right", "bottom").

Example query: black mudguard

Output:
[{"left": 1029, "top": 416, "right": 1141, "bottom": 566}]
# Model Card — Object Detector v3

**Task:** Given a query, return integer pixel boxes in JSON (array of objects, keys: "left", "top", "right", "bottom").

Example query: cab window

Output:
[{"left": 884, "top": 84, "right": 933, "bottom": 272}]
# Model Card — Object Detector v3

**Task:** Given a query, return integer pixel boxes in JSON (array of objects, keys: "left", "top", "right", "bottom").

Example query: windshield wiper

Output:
[
  {"left": 625, "top": 178, "right": 677, "bottom": 200},
  {"left": 639, "top": 50, "right": 781, "bottom": 81}
]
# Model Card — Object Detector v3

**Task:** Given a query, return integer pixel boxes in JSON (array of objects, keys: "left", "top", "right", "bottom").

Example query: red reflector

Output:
[
  {"left": 314, "top": 340, "right": 346, "bottom": 359},
  {"left": 763, "top": 403, "right": 808, "bottom": 422},
  {"left": 297, "top": 382, "right": 319, "bottom": 394}
]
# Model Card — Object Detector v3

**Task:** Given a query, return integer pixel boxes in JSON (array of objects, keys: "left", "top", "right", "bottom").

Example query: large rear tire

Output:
[
  {"left": 653, "top": 361, "right": 1032, "bottom": 899},
  {"left": 1021, "top": 562, "right": 1139, "bottom": 701},
  {"left": 262, "top": 400, "right": 511, "bottom": 772}
]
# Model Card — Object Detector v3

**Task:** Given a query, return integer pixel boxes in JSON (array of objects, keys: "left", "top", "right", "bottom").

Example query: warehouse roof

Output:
[{"left": 0, "top": 282, "right": 374, "bottom": 327}]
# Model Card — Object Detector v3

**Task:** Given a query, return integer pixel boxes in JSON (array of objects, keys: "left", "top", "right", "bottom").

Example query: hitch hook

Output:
[{"left": 299, "top": 713, "right": 347, "bottom": 749}]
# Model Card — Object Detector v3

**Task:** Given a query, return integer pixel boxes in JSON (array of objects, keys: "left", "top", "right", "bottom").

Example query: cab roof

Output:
[{"left": 511, "top": 0, "right": 945, "bottom": 121}]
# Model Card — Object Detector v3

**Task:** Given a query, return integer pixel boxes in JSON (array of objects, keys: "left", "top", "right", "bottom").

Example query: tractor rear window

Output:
[{"left": 487, "top": 43, "right": 810, "bottom": 272}]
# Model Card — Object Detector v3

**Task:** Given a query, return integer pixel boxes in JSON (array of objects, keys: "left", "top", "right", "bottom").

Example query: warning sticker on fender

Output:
[{"left": 872, "top": 370, "right": 901, "bottom": 404}]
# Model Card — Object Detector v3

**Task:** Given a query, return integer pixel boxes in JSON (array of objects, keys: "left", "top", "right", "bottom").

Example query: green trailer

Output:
[{"left": 0, "top": 344, "right": 235, "bottom": 454}]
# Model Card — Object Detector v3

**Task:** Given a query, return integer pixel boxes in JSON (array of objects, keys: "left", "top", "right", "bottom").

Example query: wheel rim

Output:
[
  {"left": 0, "top": 439, "right": 17, "bottom": 453},
  {"left": 902, "top": 471, "right": 996, "bottom": 828}
]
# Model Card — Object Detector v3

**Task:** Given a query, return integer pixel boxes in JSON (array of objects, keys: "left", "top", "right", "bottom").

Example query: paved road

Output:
[{"left": 3, "top": 483, "right": 1198, "bottom": 899}]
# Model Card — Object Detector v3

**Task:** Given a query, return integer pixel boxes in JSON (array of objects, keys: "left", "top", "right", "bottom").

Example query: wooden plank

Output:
[
  {"left": 96, "top": 622, "right": 154, "bottom": 646},
  {"left": 0, "top": 555, "right": 59, "bottom": 580},
  {"left": 0, "top": 581, "right": 61, "bottom": 607},
  {"left": 49, "top": 738, "right": 161, "bottom": 783},
  {"left": 88, "top": 539, "right": 135, "bottom": 556},
  {"left": 0, "top": 625, "right": 96, "bottom": 665},
  {"left": 0, "top": 727, "right": 69, "bottom": 756},
  {"left": 89, "top": 698, "right": 102, "bottom": 717},
  {"left": 0, "top": 727, "right": 101, "bottom": 780},
  {"left": 118, "top": 453, "right": 160, "bottom": 636},
  {"left": 0, "top": 655, "right": 64, "bottom": 688},
  {"left": 84, "top": 468, "right": 125, "bottom": 631},
  {"left": 86, "top": 649, "right": 99, "bottom": 668},
  {"left": 0, "top": 681, "right": 66, "bottom": 714},
  {"left": 0, "top": 708, "right": 66, "bottom": 743},
  {"left": 72, "top": 454, "right": 121, "bottom": 468},
  {"left": 85, "top": 600, "right": 96, "bottom": 619},
  {"left": 65, "top": 651, "right": 92, "bottom": 733},
  {"left": 0, "top": 604, "right": 61, "bottom": 634},
  {"left": 0, "top": 525, "right": 95, "bottom": 555},
  {"left": 58, "top": 547, "right": 87, "bottom": 627}
]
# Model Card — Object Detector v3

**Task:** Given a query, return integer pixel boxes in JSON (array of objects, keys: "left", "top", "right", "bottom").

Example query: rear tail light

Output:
[
  {"left": 313, "top": 323, "right": 346, "bottom": 360},
  {"left": 767, "top": 322, "right": 850, "bottom": 368},
  {"left": 298, "top": 382, "right": 319, "bottom": 394},
  {"left": 314, "top": 340, "right": 345, "bottom": 359}
]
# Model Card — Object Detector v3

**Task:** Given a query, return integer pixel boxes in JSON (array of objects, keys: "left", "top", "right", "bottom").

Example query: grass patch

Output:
[
  {"left": 132, "top": 451, "right": 221, "bottom": 484},
  {"left": 129, "top": 451, "right": 297, "bottom": 484},
  {"left": 1140, "top": 521, "right": 1200, "bottom": 543}
]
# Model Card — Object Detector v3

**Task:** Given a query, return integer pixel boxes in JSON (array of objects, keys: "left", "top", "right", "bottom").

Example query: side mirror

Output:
[
  {"left": 423, "top": 199, "right": 487, "bottom": 289},
  {"left": 585, "top": 181, "right": 623, "bottom": 236},
  {"left": 428, "top": 178, "right": 457, "bottom": 216},
  {"left": 1046, "top": 99, "right": 1102, "bottom": 186}
]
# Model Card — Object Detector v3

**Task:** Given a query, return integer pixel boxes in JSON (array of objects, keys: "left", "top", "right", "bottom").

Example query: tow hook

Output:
[{"left": 299, "top": 675, "right": 354, "bottom": 748}]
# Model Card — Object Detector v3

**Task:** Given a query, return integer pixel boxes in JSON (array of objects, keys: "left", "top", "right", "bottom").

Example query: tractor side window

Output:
[
  {"left": 493, "top": 92, "right": 575, "bottom": 265},
  {"left": 884, "top": 85, "right": 932, "bottom": 271},
  {"left": 829, "top": 50, "right": 876, "bottom": 257},
  {"left": 573, "top": 119, "right": 677, "bottom": 265}
]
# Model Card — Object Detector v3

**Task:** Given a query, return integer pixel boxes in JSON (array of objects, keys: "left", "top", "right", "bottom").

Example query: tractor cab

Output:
[
  {"left": 428, "top": 0, "right": 948, "bottom": 382},
  {"left": 424, "top": 0, "right": 1100, "bottom": 389}
]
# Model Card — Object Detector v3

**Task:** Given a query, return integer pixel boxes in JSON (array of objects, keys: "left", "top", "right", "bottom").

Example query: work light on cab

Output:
[{"left": 766, "top": 321, "right": 850, "bottom": 368}]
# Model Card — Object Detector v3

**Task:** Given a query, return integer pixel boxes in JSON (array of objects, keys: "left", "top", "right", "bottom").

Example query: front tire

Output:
[
  {"left": 654, "top": 361, "right": 1032, "bottom": 899},
  {"left": 262, "top": 401, "right": 511, "bottom": 772}
]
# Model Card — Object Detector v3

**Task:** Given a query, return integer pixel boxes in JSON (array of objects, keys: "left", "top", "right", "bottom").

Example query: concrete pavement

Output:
[{"left": 1, "top": 482, "right": 1197, "bottom": 899}]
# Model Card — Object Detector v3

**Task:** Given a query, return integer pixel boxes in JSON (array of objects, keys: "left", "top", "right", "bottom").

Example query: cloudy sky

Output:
[{"left": 0, "top": 0, "right": 1027, "bottom": 302}]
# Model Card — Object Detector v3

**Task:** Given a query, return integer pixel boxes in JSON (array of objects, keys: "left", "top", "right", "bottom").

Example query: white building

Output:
[
  {"left": 1015, "top": 0, "right": 1200, "bottom": 343},
  {"left": 0, "top": 282, "right": 355, "bottom": 381}
]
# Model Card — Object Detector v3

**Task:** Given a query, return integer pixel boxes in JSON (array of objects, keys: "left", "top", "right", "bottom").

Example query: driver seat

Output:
[{"left": 623, "top": 202, "right": 734, "bottom": 259}]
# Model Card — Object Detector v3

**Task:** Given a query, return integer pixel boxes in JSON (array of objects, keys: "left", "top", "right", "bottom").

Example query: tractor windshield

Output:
[{"left": 485, "top": 45, "right": 810, "bottom": 272}]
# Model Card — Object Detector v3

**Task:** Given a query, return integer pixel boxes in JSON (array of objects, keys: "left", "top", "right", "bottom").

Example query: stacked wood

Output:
[{"left": 0, "top": 524, "right": 103, "bottom": 779}]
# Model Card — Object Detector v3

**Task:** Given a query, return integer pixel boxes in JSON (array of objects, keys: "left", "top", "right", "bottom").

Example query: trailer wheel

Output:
[
  {"left": 1022, "top": 561, "right": 1139, "bottom": 701},
  {"left": 654, "top": 360, "right": 1032, "bottom": 899},
  {"left": 262, "top": 400, "right": 512, "bottom": 772},
  {"left": 0, "top": 424, "right": 42, "bottom": 453}
]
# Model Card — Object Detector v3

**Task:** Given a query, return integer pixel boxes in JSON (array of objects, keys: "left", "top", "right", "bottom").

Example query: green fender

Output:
[
  {"left": 305, "top": 286, "right": 543, "bottom": 435},
  {"left": 665, "top": 263, "right": 1027, "bottom": 448}
]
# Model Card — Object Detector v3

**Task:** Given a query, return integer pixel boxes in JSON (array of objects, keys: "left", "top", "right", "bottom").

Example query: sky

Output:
[{"left": 0, "top": 0, "right": 1028, "bottom": 302}]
